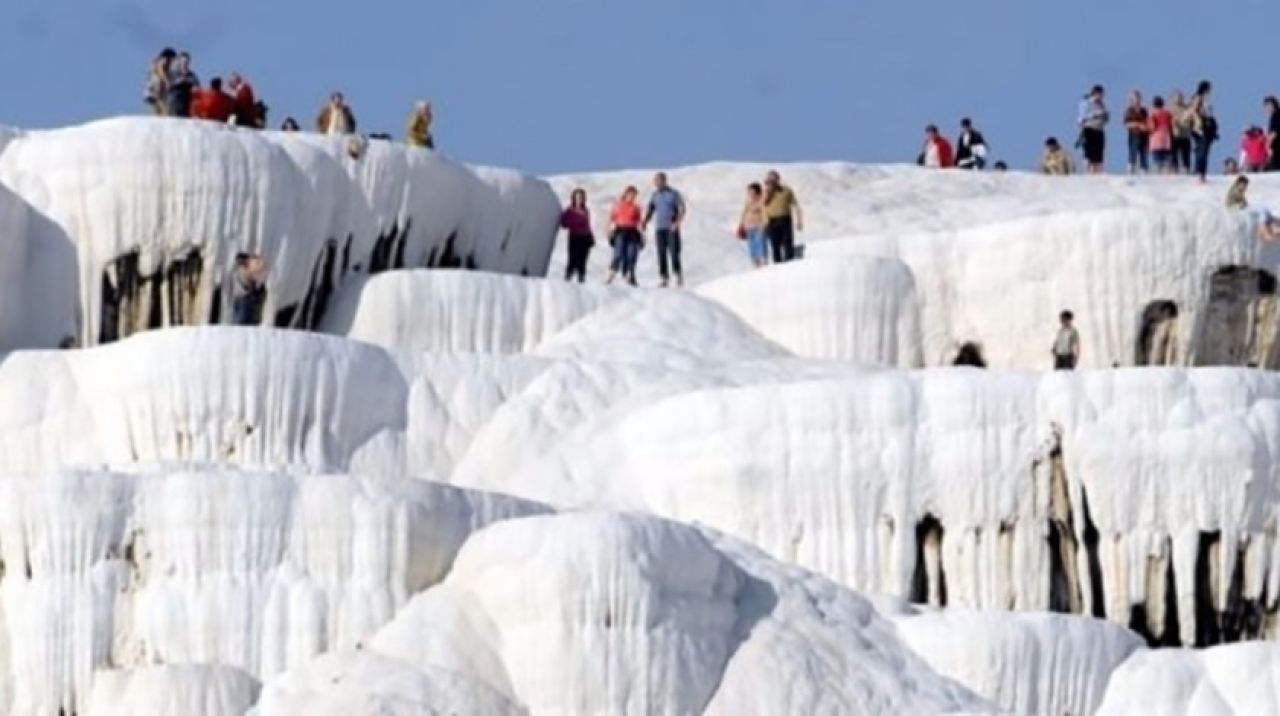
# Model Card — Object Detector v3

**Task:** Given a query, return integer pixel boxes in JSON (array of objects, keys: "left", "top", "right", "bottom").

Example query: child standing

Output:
[{"left": 1052, "top": 311, "right": 1080, "bottom": 370}]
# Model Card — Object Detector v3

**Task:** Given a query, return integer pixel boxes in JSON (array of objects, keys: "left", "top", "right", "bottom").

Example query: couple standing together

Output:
[{"left": 737, "top": 170, "right": 805, "bottom": 268}]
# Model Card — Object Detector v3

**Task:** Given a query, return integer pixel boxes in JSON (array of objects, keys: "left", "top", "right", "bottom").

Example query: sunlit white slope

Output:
[
  {"left": 548, "top": 163, "right": 1280, "bottom": 370},
  {"left": 86, "top": 665, "right": 260, "bottom": 716},
  {"left": 267, "top": 512, "right": 991, "bottom": 715},
  {"left": 697, "top": 256, "right": 924, "bottom": 365},
  {"left": 0, "top": 468, "right": 545, "bottom": 715},
  {"left": 1095, "top": 642, "right": 1280, "bottom": 716}
]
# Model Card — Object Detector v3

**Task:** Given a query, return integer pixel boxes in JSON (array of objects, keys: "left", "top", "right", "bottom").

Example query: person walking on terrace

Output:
[{"left": 560, "top": 188, "right": 594, "bottom": 283}]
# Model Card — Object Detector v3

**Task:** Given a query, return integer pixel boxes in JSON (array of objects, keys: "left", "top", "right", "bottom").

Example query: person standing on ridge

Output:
[
  {"left": 1123, "top": 90, "right": 1150, "bottom": 175},
  {"left": 1187, "top": 80, "right": 1217, "bottom": 183},
  {"left": 1170, "top": 90, "right": 1193, "bottom": 174},
  {"left": 166, "top": 52, "right": 200, "bottom": 119},
  {"left": 227, "top": 73, "right": 258, "bottom": 127},
  {"left": 560, "top": 188, "right": 594, "bottom": 283},
  {"left": 607, "top": 186, "right": 644, "bottom": 286},
  {"left": 1052, "top": 311, "right": 1080, "bottom": 370},
  {"left": 641, "top": 172, "right": 687, "bottom": 288},
  {"left": 145, "top": 48, "right": 176, "bottom": 115},
  {"left": 1077, "top": 85, "right": 1109, "bottom": 174},
  {"left": 1265, "top": 96, "right": 1280, "bottom": 172},
  {"left": 406, "top": 101, "right": 435, "bottom": 149},
  {"left": 1149, "top": 97, "right": 1174, "bottom": 174},
  {"left": 920, "top": 125, "right": 954, "bottom": 168},
  {"left": 316, "top": 92, "right": 357, "bottom": 135},
  {"left": 192, "top": 77, "right": 235, "bottom": 123},
  {"left": 763, "top": 170, "right": 803, "bottom": 263},
  {"left": 1041, "top": 137, "right": 1074, "bottom": 175},
  {"left": 954, "top": 118, "right": 988, "bottom": 170},
  {"left": 738, "top": 182, "right": 769, "bottom": 268}
]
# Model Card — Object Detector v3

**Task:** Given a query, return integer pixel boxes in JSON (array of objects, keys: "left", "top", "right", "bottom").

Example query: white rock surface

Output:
[
  {"left": 289, "top": 512, "right": 991, "bottom": 715},
  {"left": 549, "top": 164, "right": 1280, "bottom": 370},
  {"left": 886, "top": 601, "right": 1142, "bottom": 715},
  {"left": 0, "top": 118, "right": 559, "bottom": 349},
  {"left": 0, "top": 467, "right": 544, "bottom": 715},
  {"left": 86, "top": 665, "right": 260, "bottom": 716},
  {"left": 1095, "top": 642, "right": 1280, "bottom": 716}
]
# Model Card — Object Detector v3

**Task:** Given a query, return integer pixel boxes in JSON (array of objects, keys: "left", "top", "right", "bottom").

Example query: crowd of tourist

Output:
[
  {"left": 558, "top": 170, "right": 803, "bottom": 287},
  {"left": 143, "top": 48, "right": 434, "bottom": 149}
]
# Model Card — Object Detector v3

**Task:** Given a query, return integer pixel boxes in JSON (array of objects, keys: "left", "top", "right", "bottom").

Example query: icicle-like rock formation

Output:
[
  {"left": 0, "top": 467, "right": 545, "bottom": 715},
  {"left": 0, "top": 328, "right": 408, "bottom": 475},
  {"left": 0, "top": 118, "right": 559, "bottom": 349},
  {"left": 697, "top": 257, "right": 923, "bottom": 365}
]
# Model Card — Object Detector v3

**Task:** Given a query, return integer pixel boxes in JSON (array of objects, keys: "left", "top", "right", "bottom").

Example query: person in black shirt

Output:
[
  {"left": 954, "top": 118, "right": 988, "bottom": 170},
  {"left": 1266, "top": 96, "right": 1280, "bottom": 172}
]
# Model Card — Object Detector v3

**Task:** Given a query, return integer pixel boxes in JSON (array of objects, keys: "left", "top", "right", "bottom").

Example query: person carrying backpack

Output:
[
  {"left": 641, "top": 172, "right": 687, "bottom": 287},
  {"left": 1187, "top": 80, "right": 1217, "bottom": 183},
  {"left": 166, "top": 52, "right": 200, "bottom": 118}
]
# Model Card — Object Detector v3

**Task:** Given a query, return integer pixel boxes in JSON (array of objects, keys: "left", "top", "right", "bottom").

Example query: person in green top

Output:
[{"left": 763, "top": 170, "right": 804, "bottom": 263}]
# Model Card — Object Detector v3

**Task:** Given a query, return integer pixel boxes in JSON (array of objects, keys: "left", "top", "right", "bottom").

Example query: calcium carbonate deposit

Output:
[{"left": 2, "top": 117, "right": 1279, "bottom": 714}]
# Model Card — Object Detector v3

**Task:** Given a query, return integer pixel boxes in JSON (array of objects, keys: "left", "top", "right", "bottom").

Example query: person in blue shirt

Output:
[{"left": 642, "top": 172, "right": 687, "bottom": 287}]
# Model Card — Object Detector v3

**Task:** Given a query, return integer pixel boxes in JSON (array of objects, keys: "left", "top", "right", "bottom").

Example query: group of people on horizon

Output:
[
  {"left": 144, "top": 49, "right": 434, "bottom": 150},
  {"left": 558, "top": 170, "right": 804, "bottom": 285},
  {"left": 913, "top": 80, "right": 1280, "bottom": 181},
  {"left": 146, "top": 48, "right": 262, "bottom": 127}
]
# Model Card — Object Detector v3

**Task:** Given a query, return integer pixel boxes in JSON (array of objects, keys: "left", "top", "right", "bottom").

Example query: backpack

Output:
[{"left": 1202, "top": 114, "right": 1219, "bottom": 143}]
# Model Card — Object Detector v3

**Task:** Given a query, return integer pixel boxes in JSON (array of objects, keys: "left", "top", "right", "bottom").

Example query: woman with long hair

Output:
[
  {"left": 145, "top": 48, "right": 176, "bottom": 115},
  {"left": 560, "top": 188, "right": 594, "bottom": 282},
  {"left": 607, "top": 186, "right": 644, "bottom": 286},
  {"left": 1188, "top": 80, "right": 1216, "bottom": 182}
]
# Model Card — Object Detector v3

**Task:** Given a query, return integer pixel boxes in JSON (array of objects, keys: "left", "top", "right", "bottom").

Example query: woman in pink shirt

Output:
[
  {"left": 560, "top": 188, "right": 594, "bottom": 283},
  {"left": 607, "top": 186, "right": 644, "bottom": 286},
  {"left": 1149, "top": 96, "right": 1174, "bottom": 174},
  {"left": 1242, "top": 127, "right": 1269, "bottom": 173}
]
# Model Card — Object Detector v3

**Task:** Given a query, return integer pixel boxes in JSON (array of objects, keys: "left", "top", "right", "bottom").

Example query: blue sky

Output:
[{"left": 3, "top": 0, "right": 1277, "bottom": 175}]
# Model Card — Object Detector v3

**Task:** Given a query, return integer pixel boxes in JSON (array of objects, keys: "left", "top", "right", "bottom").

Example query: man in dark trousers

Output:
[{"left": 641, "top": 172, "right": 687, "bottom": 287}]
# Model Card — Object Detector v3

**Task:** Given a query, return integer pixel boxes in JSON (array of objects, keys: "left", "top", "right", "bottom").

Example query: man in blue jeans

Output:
[{"left": 642, "top": 172, "right": 687, "bottom": 287}]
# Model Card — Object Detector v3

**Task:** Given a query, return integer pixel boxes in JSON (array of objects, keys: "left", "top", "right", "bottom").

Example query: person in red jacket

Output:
[
  {"left": 192, "top": 77, "right": 235, "bottom": 123},
  {"left": 227, "top": 72, "right": 258, "bottom": 127},
  {"left": 920, "top": 125, "right": 954, "bottom": 168}
]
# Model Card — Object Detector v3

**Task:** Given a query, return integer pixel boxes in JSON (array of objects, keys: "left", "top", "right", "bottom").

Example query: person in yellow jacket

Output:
[
  {"left": 1041, "top": 137, "right": 1074, "bottom": 175},
  {"left": 406, "top": 101, "right": 435, "bottom": 149}
]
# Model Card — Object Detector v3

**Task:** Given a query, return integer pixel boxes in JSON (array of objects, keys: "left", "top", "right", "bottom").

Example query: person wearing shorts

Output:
[{"left": 1077, "top": 85, "right": 1109, "bottom": 173}]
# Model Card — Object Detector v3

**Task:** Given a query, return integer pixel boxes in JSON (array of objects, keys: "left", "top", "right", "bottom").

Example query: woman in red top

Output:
[
  {"left": 1149, "top": 96, "right": 1174, "bottom": 174},
  {"left": 607, "top": 186, "right": 644, "bottom": 286}
]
